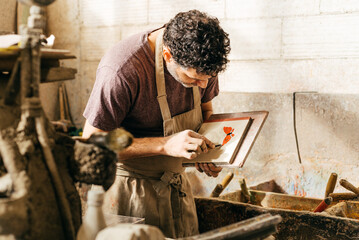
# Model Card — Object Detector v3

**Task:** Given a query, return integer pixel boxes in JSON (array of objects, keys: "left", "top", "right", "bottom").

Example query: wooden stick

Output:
[
  {"left": 210, "top": 184, "right": 224, "bottom": 198},
  {"left": 339, "top": 179, "right": 359, "bottom": 195},
  {"left": 59, "top": 84, "right": 65, "bottom": 121},
  {"left": 210, "top": 172, "right": 234, "bottom": 197},
  {"left": 239, "top": 178, "right": 252, "bottom": 203},
  {"left": 62, "top": 82, "right": 73, "bottom": 124},
  {"left": 221, "top": 172, "right": 234, "bottom": 189},
  {"left": 329, "top": 192, "right": 358, "bottom": 201},
  {"left": 325, "top": 173, "right": 337, "bottom": 198}
]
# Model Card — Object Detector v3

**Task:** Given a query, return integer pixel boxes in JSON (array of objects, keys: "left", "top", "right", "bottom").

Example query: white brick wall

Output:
[
  {"left": 148, "top": 0, "right": 225, "bottom": 23},
  {"left": 320, "top": 0, "right": 359, "bottom": 13},
  {"left": 222, "top": 19, "right": 282, "bottom": 60},
  {"left": 226, "top": 0, "right": 320, "bottom": 19},
  {"left": 283, "top": 14, "right": 359, "bottom": 59},
  {"left": 80, "top": 0, "right": 148, "bottom": 27},
  {"left": 0, "top": 0, "right": 16, "bottom": 33},
  {"left": 148, "top": 0, "right": 195, "bottom": 23},
  {"left": 193, "top": 0, "right": 226, "bottom": 19},
  {"left": 220, "top": 59, "right": 359, "bottom": 94},
  {"left": 81, "top": 26, "right": 121, "bottom": 61},
  {"left": 120, "top": 24, "right": 161, "bottom": 40},
  {"left": 78, "top": 0, "right": 359, "bottom": 94}
]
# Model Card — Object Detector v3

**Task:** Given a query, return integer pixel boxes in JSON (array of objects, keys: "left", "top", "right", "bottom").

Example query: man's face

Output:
[{"left": 166, "top": 60, "right": 211, "bottom": 89}]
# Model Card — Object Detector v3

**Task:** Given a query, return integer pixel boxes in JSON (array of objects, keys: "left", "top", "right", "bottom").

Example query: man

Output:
[{"left": 83, "top": 10, "right": 230, "bottom": 238}]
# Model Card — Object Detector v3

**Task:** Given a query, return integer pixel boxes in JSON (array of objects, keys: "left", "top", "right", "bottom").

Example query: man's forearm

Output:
[
  {"left": 117, "top": 129, "right": 216, "bottom": 160},
  {"left": 117, "top": 136, "right": 167, "bottom": 160}
]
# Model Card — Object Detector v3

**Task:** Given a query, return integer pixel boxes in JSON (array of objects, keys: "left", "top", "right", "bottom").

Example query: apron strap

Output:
[
  {"left": 155, "top": 32, "right": 172, "bottom": 122},
  {"left": 193, "top": 86, "right": 201, "bottom": 108},
  {"left": 155, "top": 31, "right": 202, "bottom": 135}
]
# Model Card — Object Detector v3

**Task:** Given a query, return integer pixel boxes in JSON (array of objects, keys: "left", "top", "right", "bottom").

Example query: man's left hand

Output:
[{"left": 195, "top": 163, "right": 222, "bottom": 177}]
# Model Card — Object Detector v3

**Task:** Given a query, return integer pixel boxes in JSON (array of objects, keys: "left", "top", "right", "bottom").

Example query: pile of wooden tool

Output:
[{"left": 317, "top": 172, "right": 359, "bottom": 217}]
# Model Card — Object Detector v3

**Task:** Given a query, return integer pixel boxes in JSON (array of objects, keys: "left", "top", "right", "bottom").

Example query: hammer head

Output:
[
  {"left": 85, "top": 128, "right": 133, "bottom": 152},
  {"left": 105, "top": 128, "right": 133, "bottom": 152}
]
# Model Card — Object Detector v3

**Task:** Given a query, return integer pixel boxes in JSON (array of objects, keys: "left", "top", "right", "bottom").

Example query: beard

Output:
[{"left": 166, "top": 61, "right": 195, "bottom": 88}]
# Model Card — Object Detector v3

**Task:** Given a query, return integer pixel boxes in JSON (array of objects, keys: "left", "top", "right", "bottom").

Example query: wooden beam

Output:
[{"left": 41, "top": 67, "right": 77, "bottom": 83}]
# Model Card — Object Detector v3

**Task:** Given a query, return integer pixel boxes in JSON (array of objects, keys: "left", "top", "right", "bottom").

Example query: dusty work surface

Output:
[
  {"left": 219, "top": 189, "right": 359, "bottom": 219},
  {"left": 221, "top": 189, "right": 331, "bottom": 211},
  {"left": 195, "top": 196, "right": 359, "bottom": 239}
]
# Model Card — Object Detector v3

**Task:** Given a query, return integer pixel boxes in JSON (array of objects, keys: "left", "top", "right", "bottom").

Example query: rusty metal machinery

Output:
[{"left": 0, "top": 1, "right": 132, "bottom": 239}]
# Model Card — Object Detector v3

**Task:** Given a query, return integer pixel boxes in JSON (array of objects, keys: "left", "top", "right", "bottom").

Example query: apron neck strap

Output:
[
  {"left": 155, "top": 31, "right": 202, "bottom": 123},
  {"left": 155, "top": 31, "right": 172, "bottom": 122}
]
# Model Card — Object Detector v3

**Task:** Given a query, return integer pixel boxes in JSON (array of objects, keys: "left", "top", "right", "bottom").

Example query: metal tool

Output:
[
  {"left": 292, "top": 91, "right": 317, "bottom": 164},
  {"left": 76, "top": 128, "right": 133, "bottom": 152},
  {"left": 210, "top": 172, "right": 234, "bottom": 197},
  {"left": 325, "top": 172, "right": 338, "bottom": 198},
  {"left": 179, "top": 213, "right": 282, "bottom": 240}
]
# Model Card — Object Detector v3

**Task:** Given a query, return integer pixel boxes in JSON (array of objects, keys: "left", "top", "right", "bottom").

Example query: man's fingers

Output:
[
  {"left": 189, "top": 137, "right": 212, "bottom": 152},
  {"left": 188, "top": 131, "right": 215, "bottom": 149},
  {"left": 187, "top": 143, "right": 200, "bottom": 152},
  {"left": 201, "top": 163, "right": 211, "bottom": 173},
  {"left": 200, "top": 141, "right": 208, "bottom": 153},
  {"left": 187, "top": 143, "right": 204, "bottom": 155},
  {"left": 199, "top": 163, "right": 212, "bottom": 177},
  {"left": 203, "top": 137, "right": 215, "bottom": 149},
  {"left": 196, "top": 163, "right": 223, "bottom": 177},
  {"left": 208, "top": 163, "right": 222, "bottom": 172},
  {"left": 188, "top": 130, "right": 202, "bottom": 138},
  {"left": 195, "top": 162, "right": 203, "bottom": 172},
  {"left": 184, "top": 151, "right": 197, "bottom": 159}
]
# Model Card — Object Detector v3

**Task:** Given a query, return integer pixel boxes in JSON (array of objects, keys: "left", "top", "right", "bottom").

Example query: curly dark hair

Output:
[{"left": 163, "top": 10, "right": 230, "bottom": 77}]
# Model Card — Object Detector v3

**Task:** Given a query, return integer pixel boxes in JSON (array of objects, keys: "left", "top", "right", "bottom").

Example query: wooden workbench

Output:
[{"left": 0, "top": 48, "right": 77, "bottom": 83}]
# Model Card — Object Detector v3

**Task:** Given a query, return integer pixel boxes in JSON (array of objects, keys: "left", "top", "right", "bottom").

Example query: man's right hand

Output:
[{"left": 162, "top": 130, "right": 215, "bottom": 159}]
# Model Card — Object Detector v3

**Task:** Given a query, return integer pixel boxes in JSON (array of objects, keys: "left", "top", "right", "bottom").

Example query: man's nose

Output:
[{"left": 197, "top": 80, "right": 208, "bottom": 88}]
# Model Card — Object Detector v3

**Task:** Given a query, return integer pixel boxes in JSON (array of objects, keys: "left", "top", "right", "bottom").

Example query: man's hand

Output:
[
  {"left": 163, "top": 130, "right": 215, "bottom": 159},
  {"left": 195, "top": 163, "right": 222, "bottom": 177}
]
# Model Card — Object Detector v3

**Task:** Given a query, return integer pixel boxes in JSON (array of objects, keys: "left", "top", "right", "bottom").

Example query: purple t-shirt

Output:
[{"left": 83, "top": 29, "right": 219, "bottom": 138}]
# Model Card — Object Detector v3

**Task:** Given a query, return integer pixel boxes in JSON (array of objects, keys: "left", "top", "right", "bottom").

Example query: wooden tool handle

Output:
[
  {"left": 210, "top": 184, "right": 224, "bottom": 198},
  {"left": 329, "top": 192, "right": 358, "bottom": 201},
  {"left": 325, "top": 172, "right": 337, "bottom": 198},
  {"left": 239, "top": 178, "right": 251, "bottom": 202},
  {"left": 313, "top": 197, "right": 333, "bottom": 212},
  {"left": 221, "top": 172, "right": 234, "bottom": 189},
  {"left": 339, "top": 179, "right": 359, "bottom": 195}
]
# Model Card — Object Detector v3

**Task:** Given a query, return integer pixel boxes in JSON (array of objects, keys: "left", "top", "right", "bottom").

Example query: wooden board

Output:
[
  {"left": 0, "top": 48, "right": 76, "bottom": 82},
  {"left": 183, "top": 111, "right": 268, "bottom": 168},
  {"left": 0, "top": 48, "right": 76, "bottom": 71},
  {"left": 41, "top": 67, "right": 77, "bottom": 83}
]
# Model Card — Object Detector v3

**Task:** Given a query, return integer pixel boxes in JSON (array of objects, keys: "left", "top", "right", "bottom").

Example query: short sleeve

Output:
[
  {"left": 83, "top": 66, "right": 132, "bottom": 131},
  {"left": 201, "top": 76, "right": 219, "bottom": 103}
]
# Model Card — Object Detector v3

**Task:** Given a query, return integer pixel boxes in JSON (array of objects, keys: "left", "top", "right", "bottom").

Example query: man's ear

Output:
[{"left": 163, "top": 47, "right": 173, "bottom": 63}]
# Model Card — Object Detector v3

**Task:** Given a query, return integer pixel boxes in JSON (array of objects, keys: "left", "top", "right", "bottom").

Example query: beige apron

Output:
[{"left": 101, "top": 31, "right": 203, "bottom": 238}]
